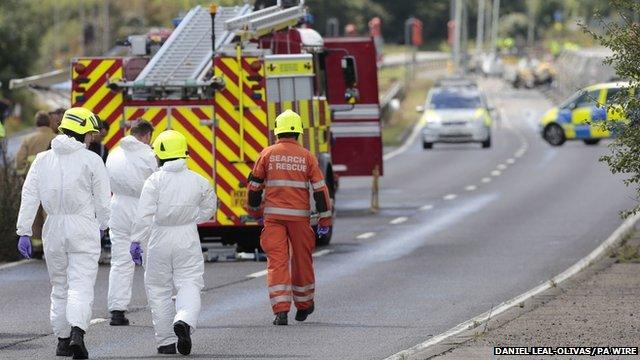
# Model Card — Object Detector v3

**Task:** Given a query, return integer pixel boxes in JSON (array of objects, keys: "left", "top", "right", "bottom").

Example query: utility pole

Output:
[
  {"left": 79, "top": 2, "right": 86, "bottom": 56},
  {"left": 491, "top": 0, "right": 500, "bottom": 53},
  {"left": 103, "top": 0, "right": 110, "bottom": 54},
  {"left": 461, "top": 0, "right": 468, "bottom": 72},
  {"left": 476, "top": 0, "right": 485, "bottom": 55},
  {"left": 453, "top": 0, "right": 462, "bottom": 72}
]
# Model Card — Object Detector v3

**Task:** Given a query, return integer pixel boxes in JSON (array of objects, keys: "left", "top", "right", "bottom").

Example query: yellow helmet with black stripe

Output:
[{"left": 58, "top": 107, "right": 100, "bottom": 135}]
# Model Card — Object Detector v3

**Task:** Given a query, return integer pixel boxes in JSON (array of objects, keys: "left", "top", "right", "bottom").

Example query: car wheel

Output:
[
  {"left": 583, "top": 139, "right": 600, "bottom": 146},
  {"left": 543, "top": 124, "right": 565, "bottom": 146},
  {"left": 481, "top": 136, "right": 491, "bottom": 148},
  {"left": 422, "top": 141, "right": 433, "bottom": 149}
]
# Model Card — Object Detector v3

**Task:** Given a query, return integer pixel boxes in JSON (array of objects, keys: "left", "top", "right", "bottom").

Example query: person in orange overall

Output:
[{"left": 247, "top": 109, "right": 332, "bottom": 325}]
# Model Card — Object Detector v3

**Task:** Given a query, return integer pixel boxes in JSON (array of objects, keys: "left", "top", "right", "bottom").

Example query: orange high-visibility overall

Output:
[{"left": 248, "top": 138, "right": 332, "bottom": 314}]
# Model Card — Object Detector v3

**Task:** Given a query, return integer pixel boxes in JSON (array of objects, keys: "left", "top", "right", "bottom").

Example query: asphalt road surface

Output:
[{"left": 0, "top": 79, "right": 635, "bottom": 359}]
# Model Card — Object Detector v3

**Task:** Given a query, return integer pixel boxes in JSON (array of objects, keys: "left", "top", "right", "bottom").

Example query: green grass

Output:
[
  {"left": 378, "top": 66, "right": 407, "bottom": 95},
  {"left": 382, "top": 44, "right": 412, "bottom": 56},
  {"left": 381, "top": 76, "right": 433, "bottom": 147}
]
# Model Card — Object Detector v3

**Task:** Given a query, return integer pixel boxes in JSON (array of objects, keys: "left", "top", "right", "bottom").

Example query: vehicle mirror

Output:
[
  {"left": 415, "top": 105, "right": 425, "bottom": 113},
  {"left": 569, "top": 102, "right": 576, "bottom": 110},
  {"left": 341, "top": 56, "right": 357, "bottom": 89}
]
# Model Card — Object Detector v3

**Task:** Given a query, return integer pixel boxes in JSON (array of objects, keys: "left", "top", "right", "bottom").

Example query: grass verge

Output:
[{"left": 381, "top": 74, "right": 433, "bottom": 147}]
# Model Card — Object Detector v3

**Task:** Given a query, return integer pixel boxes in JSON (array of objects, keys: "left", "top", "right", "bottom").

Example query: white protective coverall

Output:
[
  {"left": 106, "top": 135, "right": 157, "bottom": 312},
  {"left": 131, "top": 158, "right": 216, "bottom": 346},
  {"left": 16, "top": 134, "right": 111, "bottom": 338}
]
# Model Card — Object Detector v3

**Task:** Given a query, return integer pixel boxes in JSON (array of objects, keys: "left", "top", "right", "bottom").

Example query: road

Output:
[{"left": 0, "top": 79, "right": 634, "bottom": 359}]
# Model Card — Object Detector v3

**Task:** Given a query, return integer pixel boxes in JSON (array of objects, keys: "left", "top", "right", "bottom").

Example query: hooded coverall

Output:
[
  {"left": 16, "top": 134, "right": 111, "bottom": 338},
  {"left": 106, "top": 135, "right": 157, "bottom": 312},
  {"left": 248, "top": 138, "right": 332, "bottom": 314},
  {"left": 131, "top": 159, "right": 216, "bottom": 346}
]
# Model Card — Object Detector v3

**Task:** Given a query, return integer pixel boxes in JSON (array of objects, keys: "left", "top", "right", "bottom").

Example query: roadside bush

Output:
[
  {"left": 0, "top": 142, "right": 23, "bottom": 262},
  {"left": 585, "top": 0, "right": 640, "bottom": 217}
]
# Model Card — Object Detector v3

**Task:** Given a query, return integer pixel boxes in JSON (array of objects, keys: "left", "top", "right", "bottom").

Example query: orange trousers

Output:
[{"left": 260, "top": 218, "right": 316, "bottom": 314}]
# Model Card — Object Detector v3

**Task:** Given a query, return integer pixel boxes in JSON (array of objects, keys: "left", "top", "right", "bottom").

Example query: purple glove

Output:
[
  {"left": 17, "top": 236, "right": 32, "bottom": 259},
  {"left": 130, "top": 242, "right": 143, "bottom": 265},
  {"left": 317, "top": 226, "right": 330, "bottom": 237}
]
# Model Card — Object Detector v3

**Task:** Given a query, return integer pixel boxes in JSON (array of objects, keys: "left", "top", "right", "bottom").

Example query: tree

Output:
[
  {"left": 587, "top": 0, "right": 640, "bottom": 216},
  {"left": 0, "top": 1, "right": 47, "bottom": 95}
]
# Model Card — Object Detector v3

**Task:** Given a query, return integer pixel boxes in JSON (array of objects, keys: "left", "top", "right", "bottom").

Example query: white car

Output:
[{"left": 417, "top": 86, "right": 494, "bottom": 149}]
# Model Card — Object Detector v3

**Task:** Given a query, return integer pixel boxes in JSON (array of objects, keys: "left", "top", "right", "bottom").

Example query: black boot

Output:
[
  {"left": 272, "top": 312, "right": 288, "bottom": 325},
  {"left": 295, "top": 304, "right": 315, "bottom": 322},
  {"left": 157, "top": 343, "right": 177, "bottom": 354},
  {"left": 56, "top": 337, "right": 72, "bottom": 357},
  {"left": 109, "top": 310, "right": 130, "bottom": 326},
  {"left": 69, "top": 326, "right": 88, "bottom": 359},
  {"left": 173, "top": 320, "right": 192, "bottom": 355}
]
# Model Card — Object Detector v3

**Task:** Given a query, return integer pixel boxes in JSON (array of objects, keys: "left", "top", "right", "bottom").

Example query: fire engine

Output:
[{"left": 70, "top": 1, "right": 382, "bottom": 249}]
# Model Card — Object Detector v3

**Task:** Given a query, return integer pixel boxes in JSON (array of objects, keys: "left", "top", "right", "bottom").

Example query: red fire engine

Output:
[{"left": 71, "top": 1, "right": 382, "bottom": 249}]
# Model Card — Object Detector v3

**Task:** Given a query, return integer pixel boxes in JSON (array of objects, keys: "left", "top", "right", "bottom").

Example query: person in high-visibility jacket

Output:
[{"left": 247, "top": 109, "right": 332, "bottom": 326}]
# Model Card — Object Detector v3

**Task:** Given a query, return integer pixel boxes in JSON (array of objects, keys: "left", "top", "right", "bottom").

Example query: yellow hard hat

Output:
[
  {"left": 274, "top": 109, "right": 303, "bottom": 135},
  {"left": 58, "top": 107, "right": 100, "bottom": 134},
  {"left": 152, "top": 130, "right": 189, "bottom": 160}
]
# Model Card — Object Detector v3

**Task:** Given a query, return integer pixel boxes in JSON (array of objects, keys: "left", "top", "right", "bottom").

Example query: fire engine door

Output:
[{"left": 324, "top": 38, "right": 383, "bottom": 176}]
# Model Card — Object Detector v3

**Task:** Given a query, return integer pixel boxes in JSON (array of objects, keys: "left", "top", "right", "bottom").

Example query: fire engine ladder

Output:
[
  {"left": 134, "top": 4, "right": 251, "bottom": 89},
  {"left": 196, "top": 1, "right": 306, "bottom": 82},
  {"left": 224, "top": 2, "right": 305, "bottom": 39}
]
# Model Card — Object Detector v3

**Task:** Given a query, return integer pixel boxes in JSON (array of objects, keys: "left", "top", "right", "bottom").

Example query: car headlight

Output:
[{"left": 425, "top": 115, "right": 442, "bottom": 128}]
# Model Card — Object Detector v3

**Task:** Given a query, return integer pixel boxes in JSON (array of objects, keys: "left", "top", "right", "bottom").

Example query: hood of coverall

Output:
[
  {"left": 161, "top": 158, "right": 187, "bottom": 172},
  {"left": 51, "top": 134, "right": 86, "bottom": 155},
  {"left": 119, "top": 135, "right": 149, "bottom": 152}
]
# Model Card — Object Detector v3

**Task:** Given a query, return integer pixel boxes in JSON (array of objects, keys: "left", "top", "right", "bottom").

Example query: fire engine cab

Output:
[{"left": 70, "top": 1, "right": 382, "bottom": 249}]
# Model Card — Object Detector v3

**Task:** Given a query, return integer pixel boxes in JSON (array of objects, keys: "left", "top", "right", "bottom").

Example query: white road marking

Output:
[
  {"left": 384, "top": 118, "right": 425, "bottom": 160},
  {"left": 419, "top": 204, "right": 434, "bottom": 211},
  {"left": 481, "top": 177, "right": 491, "bottom": 183},
  {"left": 496, "top": 164, "right": 507, "bottom": 170},
  {"left": 443, "top": 194, "right": 457, "bottom": 201},
  {"left": 247, "top": 269, "right": 268, "bottom": 278},
  {"left": 90, "top": 318, "right": 107, "bottom": 325},
  {"left": 506, "top": 158, "right": 515, "bottom": 164},
  {"left": 491, "top": 170, "right": 501, "bottom": 176},
  {"left": 390, "top": 216, "right": 408, "bottom": 225},
  {"left": 312, "top": 249, "right": 333, "bottom": 258},
  {"left": 465, "top": 185, "right": 477, "bottom": 191},
  {"left": 0, "top": 259, "right": 30, "bottom": 271},
  {"left": 356, "top": 232, "right": 376, "bottom": 240}
]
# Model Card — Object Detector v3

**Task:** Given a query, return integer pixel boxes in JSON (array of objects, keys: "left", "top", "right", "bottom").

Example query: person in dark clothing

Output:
[{"left": 88, "top": 120, "right": 109, "bottom": 163}]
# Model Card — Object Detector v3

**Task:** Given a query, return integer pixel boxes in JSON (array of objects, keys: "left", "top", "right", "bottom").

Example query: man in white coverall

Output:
[
  {"left": 130, "top": 130, "right": 216, "bottom": 355},
  {"left": 106, "top": 120, "right": 157, "bottom": 326},
  {"left": 16, "top": 107, "right": 111, "bottom": 359}
]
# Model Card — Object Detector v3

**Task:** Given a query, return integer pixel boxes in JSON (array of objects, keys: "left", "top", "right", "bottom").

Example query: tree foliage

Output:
[{"left": 586, "top": 0, "right": 640, "bottom": 217}]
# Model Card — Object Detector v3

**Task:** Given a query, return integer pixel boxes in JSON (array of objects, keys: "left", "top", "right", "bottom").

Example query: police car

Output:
[
  {"left": 417, "top": 85, "right": 494, "bottom": 149},
  {"left": 540, "top": 82, "right": 629, "bottom": 146}
]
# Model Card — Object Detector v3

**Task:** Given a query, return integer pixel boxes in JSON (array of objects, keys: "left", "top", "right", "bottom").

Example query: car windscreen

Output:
[{"left": 429, "top": 90, "right": 483, "bottom": 109}]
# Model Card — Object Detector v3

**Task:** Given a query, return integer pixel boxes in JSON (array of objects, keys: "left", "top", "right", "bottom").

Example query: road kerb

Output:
[{"left": 384, "top": 211, "right": 640, "bottom": 360}]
